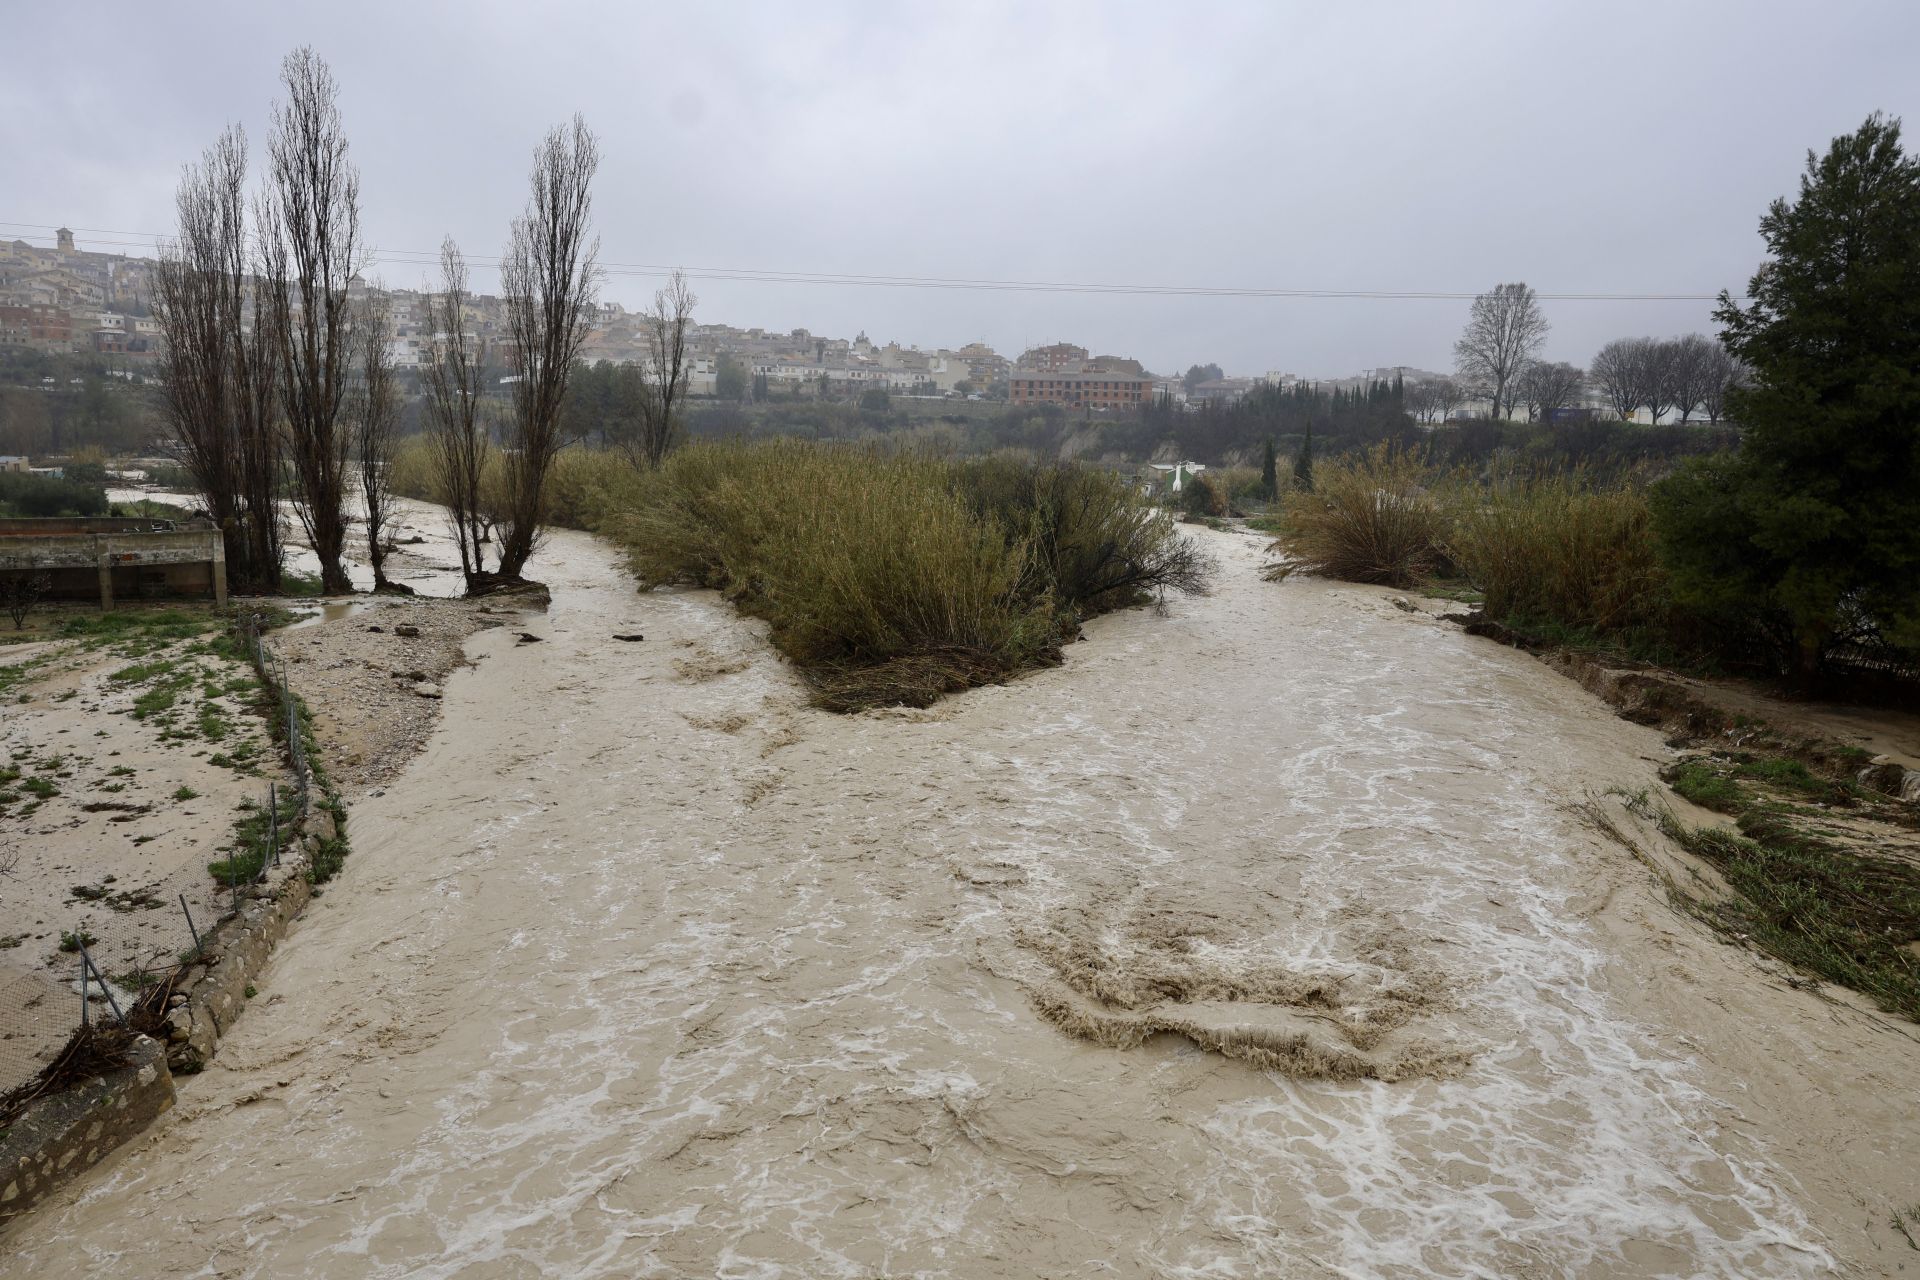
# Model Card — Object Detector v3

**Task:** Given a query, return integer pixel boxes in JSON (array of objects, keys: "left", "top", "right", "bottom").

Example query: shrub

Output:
[
  {"left": 1178, "top": 472, "right": 1230, "bottom": 519},
  {"left": 602, "top": 441, "right": 1211, "bottom": 709},
  {"left": 1266, "top": 444, "right": 1446, "bottom": 587},
  {"left": 951, "top": 457, "right": 1214, "bottom": 620},
  {"left": 1447, "top": 475, "right": 1671, "bottom": 637},
  {"left": 0, "top": 470, "right": 108, "bottom": 518}
]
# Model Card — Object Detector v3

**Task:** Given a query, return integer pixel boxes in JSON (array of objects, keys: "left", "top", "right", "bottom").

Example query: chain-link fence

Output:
[{"left": 0, "top": 612, "right": 311, "bottom": 1113}]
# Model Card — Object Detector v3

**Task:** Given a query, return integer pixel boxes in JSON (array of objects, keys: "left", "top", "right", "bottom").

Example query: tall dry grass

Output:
[{"left": 1266, "top": 444, "right": 1446, "bottom": 587}]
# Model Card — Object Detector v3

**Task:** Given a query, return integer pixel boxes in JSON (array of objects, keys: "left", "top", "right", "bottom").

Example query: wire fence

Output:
[{"left": 0, "top": 612, "right": 311, "bottom": 1110}]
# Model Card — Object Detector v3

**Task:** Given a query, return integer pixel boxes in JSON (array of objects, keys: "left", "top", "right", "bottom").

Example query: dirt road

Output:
[{"left": 7, "top": 527, "right": 1913, "bottom": 1278}]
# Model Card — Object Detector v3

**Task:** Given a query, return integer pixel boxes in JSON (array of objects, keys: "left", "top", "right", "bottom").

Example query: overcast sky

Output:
[{"left": 5, "top": 1, "right": 1917, "bottom": 377}]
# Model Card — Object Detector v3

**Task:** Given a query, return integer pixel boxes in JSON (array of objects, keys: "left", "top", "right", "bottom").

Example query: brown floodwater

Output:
[{"left": 2, "top": 527, "right": 1847, "bottom": 1277}]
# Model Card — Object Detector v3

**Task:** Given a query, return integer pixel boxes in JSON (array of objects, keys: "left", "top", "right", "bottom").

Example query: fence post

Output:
[
  {"left": 180, "top": 893, "right": 202, "bottom": 956},
  {"left": 269, "top": 781, "right": 280, "bottom": 867},
  {"left": 77, "top": 940, "right": 124, "bottom": 1026}
]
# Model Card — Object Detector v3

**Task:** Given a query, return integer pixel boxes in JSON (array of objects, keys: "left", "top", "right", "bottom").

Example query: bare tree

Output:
[
  {"left": 633, "top": 270, "right": 697, "bottom": 468},
  {"left": 1432, "top": 376, "right": 1468, "bottom": 423},
  {"left": 1454, "top": 282, "right": 1549, "bottom": 420},
  {"left": 1629, "top": 336, "right": 1679, "bottom": 425},
  {"left": 1665, "top": 333, "right": 1723, "bottom": 425},
  {"left": 260, "top": 47, "right": 362, "bottom": 594},
  {"left": 1589, "top": 338, "right": 1641, "bottom": 421},
  {"left": 496, "top": 114, "right": 600, "bottom": 585},
  {"left": 1404, "top": 379, "right": 1434, "bottom": 424},
  {"left": 234, "top": 264, "right": 284, "bottom": 591},
  {"left": 153, "top": 127, "right": 283, "bottom": 593},
  {"left": 1, "top": 557, "right": 51, "bottom": 630},
  {"left": 421, "top": 240, "right": 492, "bottom": 590},
  {"left": 1699, "top": 346, "right": 1745, "bottom": 424},
  {"left": 154, "top": 128, "right": 249, "bottom": 586},
  {"left": 1517, "top": 361, "right": 1585, "bottom": 423},
  {"left": 350, "top": 290, "right": 408, "bottom": 593}
]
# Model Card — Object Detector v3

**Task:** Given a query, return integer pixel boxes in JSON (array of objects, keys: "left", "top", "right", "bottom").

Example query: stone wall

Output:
[
  {"left": 0, "top": 1036, "right": 174, "bottom": 1224},
  {"left": 0, "top": 797, "right": 338, "bottom": 1229}
]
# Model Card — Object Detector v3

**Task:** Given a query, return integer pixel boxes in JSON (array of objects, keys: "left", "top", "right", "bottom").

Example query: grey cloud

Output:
[{"left": 4, "top": 0, "right": 1916, "bottom": 375}]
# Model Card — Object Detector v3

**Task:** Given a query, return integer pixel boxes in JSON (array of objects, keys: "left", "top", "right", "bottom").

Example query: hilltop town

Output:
[{"left": 3, "top": 229, "right": 1378, "bottom": 412}]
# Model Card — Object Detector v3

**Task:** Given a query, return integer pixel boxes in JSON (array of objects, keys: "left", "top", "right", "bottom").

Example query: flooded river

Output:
[{"left": 3, "top": 527, "right": 1876, "bottom": 1277}]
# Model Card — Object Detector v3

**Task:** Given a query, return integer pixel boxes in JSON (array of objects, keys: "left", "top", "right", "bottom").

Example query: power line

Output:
[{"left": 0, "top": 220, "right": 1722, "bottom": 303}]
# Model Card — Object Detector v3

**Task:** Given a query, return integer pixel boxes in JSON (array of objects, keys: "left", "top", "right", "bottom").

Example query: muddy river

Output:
[{"left": 5, "top": 526, "right": 1908, "bottom": 1277}]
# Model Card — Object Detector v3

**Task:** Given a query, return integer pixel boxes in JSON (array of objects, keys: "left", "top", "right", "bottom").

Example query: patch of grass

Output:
[
  {"left": 1669, "top": 819, "right": 1920, "bottom": 1021},
  {"left": 279, "top": 571, "right": 327, "bottom": 598},
  {"left": 110, "top": 658, "right": 177, "bottom": 684},
  {"left": 172, "top": 785, "right": 199, "bottom": 802},
  {"left": 1663, "top": 760, "right": 1749, "bottom": 814},
  {"left": 57, "top": 608, "right": 215, "bottom": 644},
  {"left": 207, "top": 847, "right": 267, "bottom": 886},
  {"left": 21, "top": 776, "right": 58, "bottom": 799},
  {"left": 310, "top": 832, "right": 349, "bottom": 884},
  {"left": 1421, "top": 577, "right": 1485, "bottom": 605},
  {"left": 0, "top": 655, "right": 48, "bottom": 697},
  {"left": 58, "top": 930, "right": 97, "bottom": 953},
  {"left": 196, "top": 701, "right": 231, "bottom": 742},
  {"left": 1731, "top": 756, "right": 1858, "bottom": 805},
  {"left": 131, "top": 677, "right": 191, "bottom": 720}
]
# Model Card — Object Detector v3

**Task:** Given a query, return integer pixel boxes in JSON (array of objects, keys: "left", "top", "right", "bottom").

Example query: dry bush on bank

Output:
[{"left": 1265, "top": 445, "right": 1446, "bottom": 588}]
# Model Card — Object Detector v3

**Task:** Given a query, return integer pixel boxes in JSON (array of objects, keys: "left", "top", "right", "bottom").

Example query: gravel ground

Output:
[{"left": 273, "top": 595, "right": 527, "bottom": 795}]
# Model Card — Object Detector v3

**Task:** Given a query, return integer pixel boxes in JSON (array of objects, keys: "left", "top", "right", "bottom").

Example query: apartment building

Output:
[{"left": 1009, "top": 368, "right": 1155, "bottom": 410}]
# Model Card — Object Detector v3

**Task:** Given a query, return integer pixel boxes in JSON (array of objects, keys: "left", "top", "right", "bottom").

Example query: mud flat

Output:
[{"left": 2, "top": 527, "right": 1914, "bottom": 1277}]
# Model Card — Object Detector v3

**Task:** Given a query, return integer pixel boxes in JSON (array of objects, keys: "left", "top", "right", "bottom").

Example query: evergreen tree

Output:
[
  {"left": 1293, "top": 425, "right": 1314, "bottom": 491},
  {"left": 1260, "top": 436, "right": 1278, "bottom": 500},
  {"left": 1653, "top": 114, "right": 1920, "bottom": 679}
]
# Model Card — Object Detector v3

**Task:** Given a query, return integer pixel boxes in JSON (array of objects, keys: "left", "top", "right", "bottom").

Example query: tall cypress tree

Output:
[
  {"left": 1293, "top": 425, "right": 1314, "bottom": 491},
  {"left": 1260, "top": 436, "right": 1278, "bottom": 499}
]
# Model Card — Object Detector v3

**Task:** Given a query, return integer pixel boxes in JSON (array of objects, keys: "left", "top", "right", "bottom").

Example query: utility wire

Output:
[{"left": 0, "top": 220, "right": 1721, "bottom": 303}]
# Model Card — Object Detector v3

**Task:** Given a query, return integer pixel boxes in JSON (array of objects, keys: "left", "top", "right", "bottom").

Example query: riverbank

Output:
[{"left": 4, "top": 524, "right": 1914, "bottom": 1276}]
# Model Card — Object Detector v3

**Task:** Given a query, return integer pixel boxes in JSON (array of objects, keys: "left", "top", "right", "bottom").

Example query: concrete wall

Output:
[{"left": 0, "top": 522, "right": 226, "bottom": 608}]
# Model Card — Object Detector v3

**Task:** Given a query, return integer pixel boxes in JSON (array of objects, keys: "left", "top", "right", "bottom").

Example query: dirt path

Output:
[{"left": 5, "top": 527, "right": 1913, "bottom": 1278}]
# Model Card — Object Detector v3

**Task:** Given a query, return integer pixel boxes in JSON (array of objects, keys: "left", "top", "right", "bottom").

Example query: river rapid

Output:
[{"left": 1, "top": 526, "right": 1859, "bottom": 1277}]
